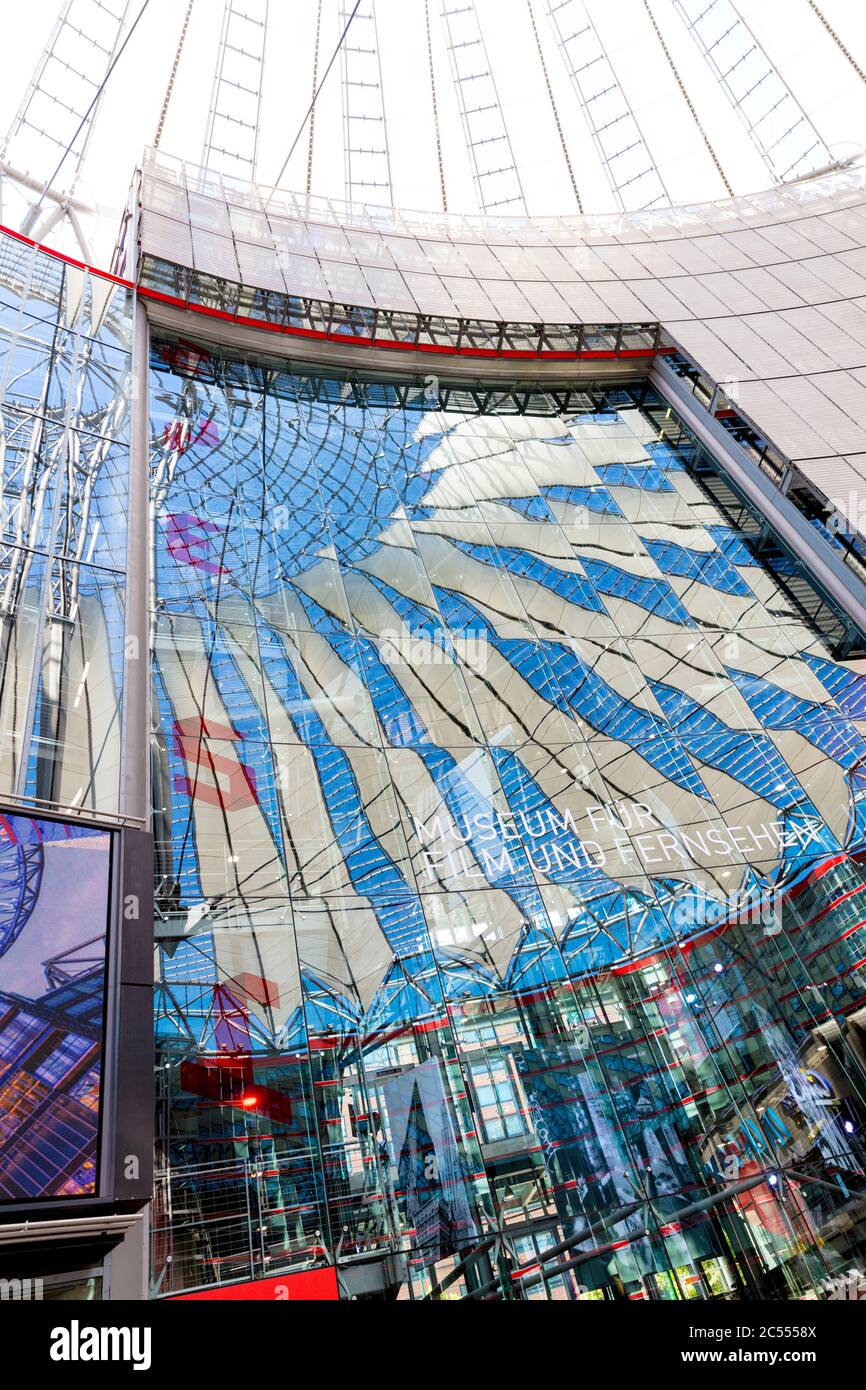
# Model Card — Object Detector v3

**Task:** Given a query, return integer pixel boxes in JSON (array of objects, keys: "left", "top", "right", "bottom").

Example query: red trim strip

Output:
[
  {"left": 0, "top": 223, "right": 665, "bottom": 363},
  {"left": 0, "top": 221, "right": 132, "bottom": 287},
  {"left": 137, "top": 285, "right": 662, "bottom": 361}
]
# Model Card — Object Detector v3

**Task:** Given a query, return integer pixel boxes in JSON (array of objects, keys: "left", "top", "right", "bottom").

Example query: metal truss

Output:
[
  {"left": 546, "top": 0, "right": 670, "bottom": 211},
  {"left": 339, "top": 0, "right": 393, "bottom": 208},
  {"left": 150, "top": 330, "right": 647, "bottom": 418},
  {"left": 0, "top": 0, "right": 131, "bottom": 260},
  {"left": 201, "top": 0, "right": 268, "bottom": 184},
  {"left": 140, "top": 257, "right": 661, "bottom": 359},
  {"left": 0, "top": 833, "right": 43, "bottom": 957},
  {"left": 441, "top": 1, "right": 527, "bottom": 215},
  {"left": 672, "top": 0, "right": 833, "bottom": 183},
  {"left": 43, "top": 933, "right": 105, "bottom": 987}
]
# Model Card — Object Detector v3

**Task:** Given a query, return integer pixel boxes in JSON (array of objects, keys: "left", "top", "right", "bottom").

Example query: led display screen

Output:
[{"left": 0, "top": 811, "right": 112, "bottom": 1203}]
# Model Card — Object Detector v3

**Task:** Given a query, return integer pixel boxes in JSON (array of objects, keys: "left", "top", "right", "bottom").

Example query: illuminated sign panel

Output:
[
  {"left": 0, "top": 813, "right": 111, "bottom": 1202},
  {"left": 0, "top": 811, "right": 153, "bottom": 1214},
  {"left": 170, "top": 1268, "right": 339, "bottom": 1301}
]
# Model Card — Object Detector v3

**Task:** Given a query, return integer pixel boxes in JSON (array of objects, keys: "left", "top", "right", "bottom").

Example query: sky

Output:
[
  {"left": 0, "top": 835, "right": 110, "bottom": 999},
  {"left": 0, "top": 0, "right": 865, "bottom": 264}
]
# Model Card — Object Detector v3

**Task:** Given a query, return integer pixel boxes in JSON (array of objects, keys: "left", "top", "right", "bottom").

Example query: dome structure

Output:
[{"left": 1, "top": 0, "right": 865, "bottom": 261}]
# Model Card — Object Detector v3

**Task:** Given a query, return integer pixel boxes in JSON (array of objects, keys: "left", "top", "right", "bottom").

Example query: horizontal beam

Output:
[{"left": 142, "top": 294, "right": 660, "bottom": 383}]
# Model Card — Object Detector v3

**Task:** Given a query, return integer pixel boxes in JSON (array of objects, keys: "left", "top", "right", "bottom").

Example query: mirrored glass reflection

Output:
[{"left": 149, "top": 353, "right": 866, "bottom": 1300}]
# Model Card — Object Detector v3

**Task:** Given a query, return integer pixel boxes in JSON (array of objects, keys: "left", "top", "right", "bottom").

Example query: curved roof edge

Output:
[
  {"left": 134, "top": 149, "right": 866, "bottom": 600},
  {"left": 142, "top": 146, "right": 865, "bottom": 242}
]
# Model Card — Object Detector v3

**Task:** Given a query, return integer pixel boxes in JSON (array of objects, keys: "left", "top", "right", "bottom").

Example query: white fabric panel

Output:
[
  {"left": 694, "top": 235, "right": 754, "bottom": 271},
  {"left": 191, "top": 229, "right": 239, "bottom": 280},
  {"left": 795, "top": 216, "right": 858, "bottom": 253},
  {"left": 142, "top": 175, "right": 189, "bottom": 220},
  {"left": 733, "top": 381, "right": 833, "bottom": 459},
  {"left": 276, "top": 251, "right": 329, "bottom": 299},
  {"left": 743, "top": 312, "right": 837, "bottom": 373},
  {"left": 821, "top": 299, "right": 866, "bottom": 350},
  {"left": 811, "top": 254, "right": 866, "bottom": 297},
  {"left": 771, "top": 260, "right": 848, "bottom": 303},
  {"left": 765, "top": 376, "right": 866, "bottom": 456},
  {"left": 756, "top": 225, "right": 821, "bottom": 260},
  {"left": 235, "top": 240, "right": 286, "bottom": 292},
  {"left": 661, "top": 278, "right": 730, "bottom": 317},
  {"left": 319, "top": 259, "right": 375, "bottom": 305},
  {"left": 187, "top": 190, "right": 232, "bottom": 237},
  {"left": 363, "top": 266, "right": 416, "bottom": 311},
  {"left": 708, "top": 317, "right": 799, "bottom": 376},
  {"left": 555, "top": 281, "right": 618, "bottom": 320},
  {"left": 623, "top": 278, "right": 689, "bottom": 320},
  {"left": 661, "top": 240, "right": 719, "bottom": 276},
  {"left": 516, "top": 281, "right": 575, "bottom": 321},
  {"left": 588, "top": 280, "right": 657, "bottom": 321},
  {"left": 731, "top": 266, "right": 803, "bottom": 310},
  {"left": 668, "top": 322, "right": 753, "bottom": 381},
  {"left": 696, "top": 273, "right": 767, "bottom": 315},
  {"left": 401, "top": 271, "right": 457, "bottom": 314},
  {"left": 141, "top": 210, "right": 193, "bottom": 266},
  {"left": 478, "top": 279, "right": 537, "bottom": 319},
  {"left": 439, "top": 276, "right": 497, "bottom": 318},
  {"left": 382, "top": 235, "right": 436, "bottom": 269}
]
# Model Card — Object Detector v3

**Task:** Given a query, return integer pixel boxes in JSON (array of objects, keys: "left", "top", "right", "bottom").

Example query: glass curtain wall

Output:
[
  {"left": 149, "top": 340, "right": 866, "bottom": 1301},
  {"left": 0, "top": 227, "right": 133, "bottom": 1216},
  {"left": 0, "top": 230, "right": 132, "bottom": 816}
]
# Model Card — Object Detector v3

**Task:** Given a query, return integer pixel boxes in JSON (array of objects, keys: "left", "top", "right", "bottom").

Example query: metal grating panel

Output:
[
  {"left": 201, "top": 0, "right": 268, "bottom": 183},
  {"left": 546, "top": 0, "right": 670, "bottom": 211},
  {"left": 673, "top": 0, "right": 832, "bottom": 184},
  {"left": 340, "top": 0, "right": 393, "bottom": 209},
  {"left": 441, "top": 1, "right": 527, "bottom": 215}
]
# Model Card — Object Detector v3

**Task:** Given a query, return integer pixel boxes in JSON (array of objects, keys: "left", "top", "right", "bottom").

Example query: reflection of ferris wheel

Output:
[
  {"left": 0, "top": 816, "right": 98, "bottom": 961},
  {"left": 0, "top": 821, "right": 44, "bottom": 960}
]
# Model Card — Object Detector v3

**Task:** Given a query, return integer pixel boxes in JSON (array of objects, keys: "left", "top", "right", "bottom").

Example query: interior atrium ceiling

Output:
[{"left": 0, "top": 0, "right": 865, "bottom": 265}]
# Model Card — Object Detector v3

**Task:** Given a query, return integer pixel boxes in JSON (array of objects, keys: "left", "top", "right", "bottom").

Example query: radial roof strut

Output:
[
  {"left": 672, "top": 0, "right": 833, "bottom": 183},
  {"left": 266, "top": 0, "right": 361, "bottom": 206},
  {"left": 201, "top": 0, "right": 269, "bottom": 184},
  {"left": 425, "top": 0, "right": 448, "bottom": 212},
  {"left": 0, "top": 0, "right": 132, "bottom": 259},
  {"left": 526, "top": 0, "right": 583, "bottom": 213},
  {"left": 441, "top": 1, "right": 527, "bottom": 216},
  {"left": 153, "top": 0, "right": 195, "bottom": 152},
  {"left": 804, "top": 0, "right": 866, "bottom": 88},
  {"left": 643, "top": 0, "right": 733, "bottom": 196},
  {"left": 339, "top": 0, "right": 393, "bottom": 209},
  {"left": 546, "top": 0, "right": 671, "bottom": 212},
  {"left": 306, "top": 0, "right": 324, "bottom": 196}
]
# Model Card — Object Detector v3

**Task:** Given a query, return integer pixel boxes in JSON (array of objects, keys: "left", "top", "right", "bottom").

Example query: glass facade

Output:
[
  {"left": 0, "top": 230, "right": 132, "bottom": 816},
  {"left": 0, "top": 225, "right": 151, "bottom": 1238},
  {"left": 149, "top": 342, "right": 866, "bottom": 1301}
]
